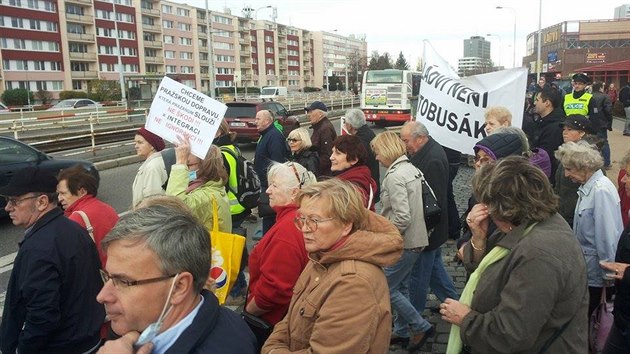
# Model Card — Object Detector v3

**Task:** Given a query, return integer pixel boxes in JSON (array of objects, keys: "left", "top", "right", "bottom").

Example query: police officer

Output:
[{"left": 564, "top": 73, "right": 594, "bottom": 117}]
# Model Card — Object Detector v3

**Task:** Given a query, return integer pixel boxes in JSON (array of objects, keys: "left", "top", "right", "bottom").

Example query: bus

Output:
[{"left": 361, "top": 69, "right": 421, "bottom": 125}]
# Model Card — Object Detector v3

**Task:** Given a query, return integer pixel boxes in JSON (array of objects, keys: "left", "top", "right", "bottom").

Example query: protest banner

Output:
[
  {"left": 340, "top": 115, "right": 350, "bottom": 135},
  {"left": 145, "top": 76, "right": 227, "bottom": 159},
  {"left": 417, "top": 41, "right": 528, "bottom": 155}
]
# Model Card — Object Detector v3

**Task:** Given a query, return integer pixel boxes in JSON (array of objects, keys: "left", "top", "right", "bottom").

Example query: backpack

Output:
[{"left": 220, "top": 146, "right": 261, "bottom": 210}]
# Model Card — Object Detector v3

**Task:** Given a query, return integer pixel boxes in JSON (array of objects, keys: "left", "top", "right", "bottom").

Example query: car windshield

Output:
[
  {"left": 53, "top": 100, "right": 77, "bottom": 108},
  {"left": 225, "top": 105, "right": 257, "bottom": 118}
]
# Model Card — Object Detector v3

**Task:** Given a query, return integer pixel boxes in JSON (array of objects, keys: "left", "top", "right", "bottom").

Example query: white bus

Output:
[{"left": 361, "top": 69, "right": 421, "bottom": 125}]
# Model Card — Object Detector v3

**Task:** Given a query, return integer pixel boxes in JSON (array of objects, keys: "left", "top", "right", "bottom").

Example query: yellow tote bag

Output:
[{"left": 209, "top": 198, "right": 246, "bottom": 304}]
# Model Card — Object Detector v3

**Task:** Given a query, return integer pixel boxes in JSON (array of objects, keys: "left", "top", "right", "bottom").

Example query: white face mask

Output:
[
  {"left": 188, "top": 170, "right": 197, "bottom": 182},
  {"left": 134, "top": 274, "right": 179, "bottom": 348}
]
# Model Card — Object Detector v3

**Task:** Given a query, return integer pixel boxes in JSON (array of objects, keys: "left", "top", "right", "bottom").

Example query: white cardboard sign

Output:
[
  {"left": 145, "top": 76, "right": 227, "bottom": 159},
  {"left": 416, "top": 41, "right": 528, "bottom": 155}
]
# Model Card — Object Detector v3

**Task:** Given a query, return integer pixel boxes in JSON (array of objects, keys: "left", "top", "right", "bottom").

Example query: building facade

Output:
[
  {"left": 522, "top": 18, "right": 630, "bottom": 86},
  {"left": 614, "top": 4, "right": 630, "bottom": 19},
  {"left": 0, "top": 0, "right": 368, "bottom": 100},
  {"left": 458, "top": 36, "right": 492, "bottom": 76}
]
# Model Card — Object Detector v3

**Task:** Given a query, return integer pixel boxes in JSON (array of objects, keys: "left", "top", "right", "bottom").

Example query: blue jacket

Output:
[
  {"left": 164, "top": 290, "right": 258, "bottom": 354},
  {"left": 0, "top": 208, "right": 104, "bottom": 354},
  {"left": 254, "top": 123, "right": 288, "bottom": 188}
]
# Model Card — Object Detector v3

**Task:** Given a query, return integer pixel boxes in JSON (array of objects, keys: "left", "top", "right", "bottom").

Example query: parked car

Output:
[
  {"left": 224, "top": 101, "right": 300, "bottom": 142},
  {"left": 48, "top": 99, "right": 102, "bottom": 111},
  {"left": 0, "top": 136, "right": 100, "bottom": 217}
]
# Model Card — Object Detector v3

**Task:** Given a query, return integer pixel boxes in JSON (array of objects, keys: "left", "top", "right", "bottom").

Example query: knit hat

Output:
[
  {"left": 473, "top": 133, "right": 524, "bottom": 161},
  {"left": 136, "top": 127, "right": 165, "bottom": 152}
]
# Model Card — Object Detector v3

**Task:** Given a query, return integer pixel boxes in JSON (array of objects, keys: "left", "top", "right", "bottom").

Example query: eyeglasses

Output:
[
  {"left": 294, "top": 215, "right": 334, "bottom": 231},
  {"left": 286, "top": 138, "right": 301, "bottom": 143},
  {"left": 100, "top": 269, "right": 176, "bottom": 289},
  {"left": 4, "top": 195, "right": 40, "bottom": 207},
  {"left": 287, "top": 162, "right": 304, "bottom": 189}
]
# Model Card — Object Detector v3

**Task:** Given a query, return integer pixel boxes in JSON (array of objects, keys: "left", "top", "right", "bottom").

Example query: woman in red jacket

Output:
[
  {"left": 245, "top": 162, "right": 316, "bottom": 329},
  {"left": 330, "top": 135, "right": 378, "bottom": 211}
]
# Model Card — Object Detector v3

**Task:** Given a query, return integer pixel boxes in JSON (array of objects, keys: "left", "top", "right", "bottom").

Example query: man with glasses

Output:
[
  {"left": 0, "top": 167, "right": 104, "bottom": 354},
  {"left": 96, "top": 204, "right": 257, "bottom": 353}
]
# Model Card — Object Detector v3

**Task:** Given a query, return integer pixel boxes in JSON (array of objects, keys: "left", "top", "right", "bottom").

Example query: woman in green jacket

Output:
[{"left": 166, "top": 136, "right": 232, "bottom": 233}]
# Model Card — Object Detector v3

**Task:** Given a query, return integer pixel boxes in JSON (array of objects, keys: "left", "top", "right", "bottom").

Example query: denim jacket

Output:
[{"left": 573, "top": 169, "right": 623, "bottom": 287}]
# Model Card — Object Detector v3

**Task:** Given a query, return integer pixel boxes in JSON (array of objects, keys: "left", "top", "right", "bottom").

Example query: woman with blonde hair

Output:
[
  {"left": 483, "top": 106, "right": 512, "bottom": 135},
  {"left": 166, "top": 137, "right": 232, "bottom": 233},
  {"left": 286, "top": 127, "right": 319, "bottom": 175},
  {"left": 371, "top": 131, "right": 434, "bottom": 351},
  {"left": 262, "top": 178, "right": 403, "bottom": 354}
]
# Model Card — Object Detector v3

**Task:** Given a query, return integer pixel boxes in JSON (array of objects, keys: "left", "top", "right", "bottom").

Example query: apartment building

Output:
[{"left": 0, "top": 0, "right": 368, "bottom": 99}]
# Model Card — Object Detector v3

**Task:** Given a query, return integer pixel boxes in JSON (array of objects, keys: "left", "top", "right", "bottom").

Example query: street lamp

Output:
[
  {"left": 536, "top": 0, "right": 542, "bottom": 82},
  {"left": 486, "top": 33, "right": 502, "bottom": 68},
  {"left": 496, "top": 6, "right": 517, "bottom": 68}
]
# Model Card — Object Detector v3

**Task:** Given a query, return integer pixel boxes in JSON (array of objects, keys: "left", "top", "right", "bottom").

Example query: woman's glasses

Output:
[
  {"left": 294, "top": 215, "right": 334, "bottom": 231},
  {"left": 286, "top": 138, "right": 301, "bottom": 143}
]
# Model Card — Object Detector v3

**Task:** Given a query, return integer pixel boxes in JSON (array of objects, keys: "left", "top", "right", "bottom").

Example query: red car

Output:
[{"left": 225, "top": 101, "right": 300, "bottom": 142}]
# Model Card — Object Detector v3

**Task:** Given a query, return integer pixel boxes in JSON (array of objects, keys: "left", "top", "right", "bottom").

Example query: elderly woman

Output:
[
  {"left": 262, "top": 178, "right": 403, "bottom": 354},
  {"left": 553, "top": 114, "right": 596, "bottom": 226},
  {"left": 330, "top": 135, "right": 377, "bottom": 210},
  {"left": 442, "top": 156, "right": 588, "bottom": 353},
  {"left": 131, "top": 127, "right": 167, "bottom": 207},
  {"left": 245, "top": 163, "right": 316, "bottom": 340},
  {"left": 371, "top": 131, "right": 434, "bottom": 351},
  {"left": 493, "top": 126, "right": 552, "bottom": 178},
  {"left": 556, "top": 141, "right": 623, "bottom": 318},
  {"left": 618, "top": 150, "right": 630, "bottom": 228},
  {"left": 286, "top": 127, "right": 319, "bottom": 175},
  {"left": 166, "top": 137, "right": 232, "bottom": 233},
  {"left": 57, "top": 165, "right": 118, "bottom": 266},
  {"left": 483, "top": 106, "right": 512, "bottom": 135}
]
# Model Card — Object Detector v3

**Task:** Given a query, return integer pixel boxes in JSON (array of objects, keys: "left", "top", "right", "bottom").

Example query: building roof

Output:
[{"left": 576, "top": 59, "right": 630, "bottom": 72}]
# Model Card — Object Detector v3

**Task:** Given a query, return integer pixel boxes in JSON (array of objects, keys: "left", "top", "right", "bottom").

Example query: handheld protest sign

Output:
[{"left": 146, "top": 77, "right": 227, "bottom": 159}]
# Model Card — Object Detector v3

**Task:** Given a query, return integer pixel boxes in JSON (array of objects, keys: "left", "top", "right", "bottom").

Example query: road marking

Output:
[{"left": 0, "top": 252, "right": 16, "bottom": 273}]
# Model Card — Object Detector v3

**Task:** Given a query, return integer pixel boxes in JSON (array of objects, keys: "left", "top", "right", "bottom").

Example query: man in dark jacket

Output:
[
  {"left": 96, "top": 204, "right": 257, "bottom": 354},
  {"left": 532, "top": 86, "right": 565, "bottom": 183},
  {"left": 254, "top": 109, "right": 288, "bottom": 233},
  {"left": 343, "top": 108, "right": 380, "bottom": 203},
  {"left": 306, "top": 101, "right": 337, "bottom": 177},
  {"left": 400, "top": 121, "right": 459, "bottom": 328},
  {"left": 0, "top": 167, "right": 104, "bottom": 354},
  {"left": 619, "top": 83, "right": 630, "bottom": 136},
  {"left": 591, "top": 81, "right": 614, "bottom": 167}
]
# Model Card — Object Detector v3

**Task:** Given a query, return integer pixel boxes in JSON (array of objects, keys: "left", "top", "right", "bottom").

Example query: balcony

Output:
[
  {"left": 304, "top": 74, "right": 311, "bottom": 80},
  {"left": 199, "top": 59, "right": 208, "bottom": 65},
  {"left": 69, "top": 52, "right": 97, "bottom": 61},
  {"left": 71, "top": 70, "right": 98, "bottom": 78},
  {"left": 278, "top": 40, "right": 287, "bottom": 48},
  {"left": 145, "top": 71, "right": 166, "bottom": 77},
  {"left": 279, "top": 75, "right": 287, "bottom": 80},
  {"left": 65, "top": 0, "right": 92, "bottom": 5},
  {"left": 242, "top": 74, "right": 252, "bottom": 80},
  {"left": 67, "top": 32, "right": 95, "bottom": 42},
  {"left": 66, "top": 14, "right": 94, "bottom": 24},
  {"left": 141, "top": 7, "right": 160, "bottom": 16},
  {"left": 240, "top": 49, "right": 251, "bottom": 56},
  {"left": 144, "top": 56, "right": 164, "bottom": 64},
  {"left": 144, "top": 40, "right": 163, "bottom": 48},
  {"left": 142, "top": 23, "right": 161, "bottom": 33}
]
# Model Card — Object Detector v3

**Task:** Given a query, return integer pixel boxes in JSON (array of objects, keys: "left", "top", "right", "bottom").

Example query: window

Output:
[
  {"left": 121, "top": 47, "right": 137, "bottom": 56},
  {"left": 72, "top": 80, "right": 83, "bottom": 90},
  {"left": 267, "top": 69, "right": 274, "bottom": 75},
  {"left": 217, "top": 67, "right": 234, "bottom": 74},
  {"left": 288, "top": 50, "right": 298, "bottom": 56},
  {"left": 213, "top": 42, "right": 233, "bottom": 50},
  {"left": 164, "top": 50, "right": 175, "bottom": 59},
  {"left": 289, "top": 70, "right": 299, "bottom": 76},
  {"left": 214, "top": 31, "right": 231, "bottom": 38},
  {"left": 118, "top": 30, "right": 135, "bottom": 39},
  {"left": 142, "top": 16, "right": 154, "bottom": 25},
  {"left": 198, "top": 38, "right": 207, "bottom": 47},
  {"left": 66, "top": 4, "right": 83, "bottom": 15},
  {"left": 288, "top": 39, "right": 298, "bottom": 46},
  {"left": 179, "top": 37, "right": 192, "bottom": 46},
  {"left": 165, "top": 65, "right": 176, "bottom": 73},
  {"left": 69, "top": 42, "right": 88, "bottom": 52},
  {"left": 180, "top": 66, "right": 193, "bottom": 73},
  {"left": 100, "top": 63, "right": 115, "bottom": 71},
  {"left": 199, "top": 52, "right": 208, "bottom": 60},
  {"left": 176, "top": 8, "right": 189, "bottom": 17},
  {"left": 97, "top": 27, "right": 113, "bottom": 37},
  {"left": 96, "top": 9, "right": 111, "bottom": 20},
  {"left": 162, "top": 20, "right": 173, "bottom": 28},
  {"left": 143, "top": 32, "right": 155, "bottom": 41},
  {"left": 180, "top": 51, "right": 193, "bottom": 60},
  {"left": 161, "top": 4, "right": 172, "bottom": 13},
  {"left": 215, "top": 55, "right": 234, "bottom": 62},
  {"left": 145, "top": 48, "right": 157, "bottom": 57},
  {"left": 146, "top": 64, "right": 159, "bottom": 73},
  {"left": 288, "top": 60, "right": 299, "bottom": 66},
  {"left": 141, "top": 1, "right": 153, "bottom": 9},
  {"left": 163, "top": 35, "right": 174, "bottom": 44},
  {"left": 71, "top": 62, "right": 89, "bottom": 71},
  {"left": 265, "top": 47, "right": 274, "bottom": 53},
  {"left": 177, "top": 23, "right": 191, "bottom": 31},
  {"left": 265, "top": 58, "right": 274, "bottom": 64},
  {"left": 68, "top": 23, "right": 86, "bottom": 34},
  {"left": 50, "top": 61, "right": 61, "bottom": 71},
  {"left": 116, "top": 13, "right": 134, "bottom": 23},
  {"left": 124, "top": 64, "right": 138, "bottom": 72},
  {"left": 114, "top": 0, "right": 132, "bottom": 5},
  {"left": 33, "top": 60, "right": 45, "bottom": 70},
  {"left": 289, "top": 80, "right": 298, "bottom": 86},
  {"left": 265, "top": 35, "right": 273, "bottom": 43},
  {"left": 212, "top": 15, "right": 231, "bottom": 25},
  {"left": 99, "top": 45, "right": 116, "bottom": 55}
]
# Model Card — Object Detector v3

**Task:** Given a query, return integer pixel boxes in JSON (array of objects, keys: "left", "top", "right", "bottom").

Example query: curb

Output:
[{"left": 94, "top": 155, "right": 142, "bottom": 171}]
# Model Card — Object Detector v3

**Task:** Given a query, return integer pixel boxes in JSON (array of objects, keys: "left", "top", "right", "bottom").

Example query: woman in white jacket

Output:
[{"left": 371, "top": 131, "right": 434, "bottom": 351}]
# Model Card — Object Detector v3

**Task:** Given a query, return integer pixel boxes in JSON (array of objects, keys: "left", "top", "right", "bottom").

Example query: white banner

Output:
[
  {"left": 146, "top": 77, "right": 227, "bottom": 159},
  {"left": 417, "top": 41, "right": 528, "bottom": 155}
]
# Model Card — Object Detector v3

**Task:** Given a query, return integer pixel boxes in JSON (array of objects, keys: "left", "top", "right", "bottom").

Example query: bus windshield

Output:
[{"left": 366, "top": 70, "right": 403, "bottom": 83}]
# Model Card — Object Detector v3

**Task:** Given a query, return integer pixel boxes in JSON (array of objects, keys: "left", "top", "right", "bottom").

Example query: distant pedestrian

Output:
[
  {"left": 607, "top": 83, "right": 618, "bottom": 105},
  {"left": 305, "top": 101, "right": 336, "bottom": 177},
  {"left": 57, "top": 164, "right": 118, "bottom": 266},
  {"left": 131, "top": 127, "right": 167, "bottom": 207},
  {"left": 0, "top": 167, "right": 104, "bottom": 354},
  {"left": 343, "top": 108, "right": 380, "bottom": 203},
  {"left": 254, "top": 109, "right": 288, "bottom": 234},
  {"left": 590, "top": 81, "right": 614, "bottom": 168},
  {"left": 620, "top": 82, "right": 630, "bottom": 136}
]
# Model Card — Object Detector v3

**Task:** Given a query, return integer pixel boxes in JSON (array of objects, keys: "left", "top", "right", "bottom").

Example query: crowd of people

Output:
[{"left": 1, "top": 78, "right": 630, "bottom": 354}]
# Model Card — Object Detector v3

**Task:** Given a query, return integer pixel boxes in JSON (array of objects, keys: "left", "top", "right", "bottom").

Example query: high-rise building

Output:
[
  {"left": 463, "top": 36, "right": 491, "bottom": 59},
  {"left": 458, "top": 36, "right": 493, "bottom": 76},
  {"left": 614, "top": 4, "right": 630, "bottom": 19},
  {"left": 0, "top": 0, "right": 368, "bottom": 100}
]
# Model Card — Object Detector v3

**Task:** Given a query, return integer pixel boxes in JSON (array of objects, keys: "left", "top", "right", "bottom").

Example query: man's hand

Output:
[{"left": 97, "top": 332, "right": 154, "bottom": 354}]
